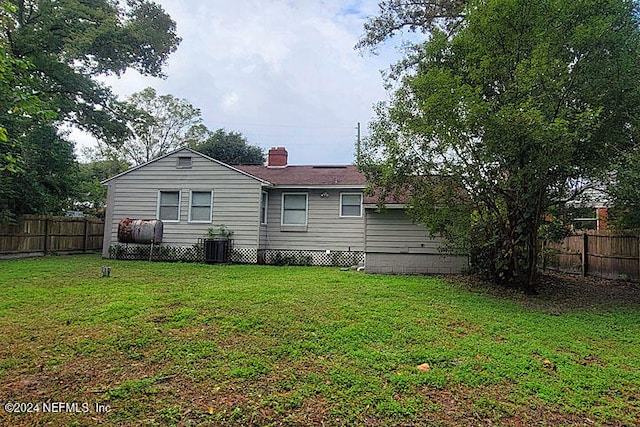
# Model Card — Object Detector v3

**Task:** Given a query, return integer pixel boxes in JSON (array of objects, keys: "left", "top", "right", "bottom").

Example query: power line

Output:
[
  {"left": 206, "top": 121, "right": 356, "bottom": 130},
  {"left": 240, "top": 132, "right": 357, "bottom": 139}
]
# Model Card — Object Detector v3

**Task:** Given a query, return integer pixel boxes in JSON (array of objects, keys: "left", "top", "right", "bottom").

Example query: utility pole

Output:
[{"left": 356, "top": 122, "right": 361, "bottom": 163}]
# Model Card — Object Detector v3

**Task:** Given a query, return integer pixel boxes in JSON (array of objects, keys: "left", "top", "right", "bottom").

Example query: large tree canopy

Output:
[
  {"left": 192, "top": 129, "right": 265, "bottom": 166},
  {"left": 0, "top": 44, "right": 43, "bottom": 174},
  {"left": 1, "top": 13, "right": 57, "bottom": 221},
  {"left": 0, "top": 0, "right": 180, "bottom": 222},
  {"left": 1, "top": 125, "right": 79, "bottom": 222},
  {"left": 92, "top": 87, "right": 208, "bottom": 166},
  {"left": 360, "top": 0, "right": 640, "bottom": 292},
  {"left": 2, "top": 0, "right": 180, "bottom": 143},
  {"left": 356, "top": 0, "right": 466, "bottom": 51}
]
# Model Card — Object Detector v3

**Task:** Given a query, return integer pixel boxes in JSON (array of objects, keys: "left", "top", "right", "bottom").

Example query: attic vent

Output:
[
  {"left": 177, "top": 156, "right": 192, "bottom": 169},
  {"left": 312, "top": 165, "right": 347, "bottom": 169}
]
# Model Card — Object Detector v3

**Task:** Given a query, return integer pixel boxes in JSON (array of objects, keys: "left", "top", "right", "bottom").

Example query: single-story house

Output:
[{"left": 101, "top": 146, "right": 468, "bottom": 274}]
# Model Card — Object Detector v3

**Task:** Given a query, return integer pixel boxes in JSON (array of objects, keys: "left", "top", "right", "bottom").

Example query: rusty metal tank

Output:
[{"left": 117, "top": 218, "right": 163, "bottom": 244}]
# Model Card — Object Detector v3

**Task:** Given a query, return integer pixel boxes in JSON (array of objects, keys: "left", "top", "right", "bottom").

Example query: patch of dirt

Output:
[
  {"left": 1, "top": 355, "right": 631, "bottom": 427},
  {"left": 414, "top": 383, "right": 595, "bottom": 427},
  {"left": 447, "top": 271, "right": 640, "bottom": 314},
  {"left": 183, "top": 383, "right": 623, "bottom": 427}
]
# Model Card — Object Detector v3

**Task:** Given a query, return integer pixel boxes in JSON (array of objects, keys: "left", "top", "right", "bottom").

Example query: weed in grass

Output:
[
  {"left": 473, "top": 396, "right": 515, "bottom": 421},
  {"left": 375, "top": 394, "right": 425, "bottom": 419},
  {"left": 106, "top": 377, "right": 159, "bottom": 400},
  {"left": 154, "top": 404, "right": 182, "bottom": 426}
]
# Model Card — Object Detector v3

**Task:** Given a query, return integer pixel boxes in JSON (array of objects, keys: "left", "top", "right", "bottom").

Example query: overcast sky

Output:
[{"left": 74, "top": 0, "right": 411, "bottom": 165}]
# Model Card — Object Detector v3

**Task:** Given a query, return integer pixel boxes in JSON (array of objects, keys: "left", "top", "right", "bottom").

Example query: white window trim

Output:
[
  {"left": 157, "top": 190, "right": 181, "bottom": 223},
  {"left": 261, "top": 191, "right": 268, "bottom": 225},
  {"left": 339, "top": 193, "right": 363, "bottom": 218},
  {"left": 188, "top": 190, "right": 213, "bottom": 223},
  {"left": 281, "top": 192, "right": 308, "bottom": 226}
]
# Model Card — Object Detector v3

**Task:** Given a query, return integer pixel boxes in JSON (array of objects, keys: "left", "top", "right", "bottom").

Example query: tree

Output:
[
  {"left": 192, "top": 129, "right": 265, "bottom": 165},
  {"left": 1, "top": 125, "right": 79, "bottom": 221},
  {"left": 2, "top": 0, "right": 181, "bottom": 144},
  {"left": 607, "top": 150, "right": 640, "bottom": 228},
  {"left": 1, "top": 1, "right": 52, "bottom": 175},
  {"left": 0, "top": 45, "right": 27, "bottom": 174},
  {"left": 92, "top": 87, "right": 208, "bottom": 166},
  {"left": 359, "top": 0, "right": 640, "bottom": 292},
  {"left": 0, "top": 0, "right": 180, "bottom": 222},
  {"left": 356, "top": 0, "right": 467, "bottom": 52},
  {"left": 0, "top": 44, "right": 43, "bottom": 174},
  {"left": 74, "top": 156, "right": 131, "bottom": 217},
  {"left": 1, "top": 10, "right": 55, "bottom": 222}
]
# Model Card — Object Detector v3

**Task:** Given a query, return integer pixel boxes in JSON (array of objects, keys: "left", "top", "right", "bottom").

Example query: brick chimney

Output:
[
  {"left": 596, "top": 207, "right": 608, "bottom": 230},
  {"left": 267, "top": 147, "right": 288, "bottom": 168}
]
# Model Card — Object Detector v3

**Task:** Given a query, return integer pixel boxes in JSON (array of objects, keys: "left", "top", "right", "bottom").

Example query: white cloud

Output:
[
  {"left": 221, "top": 91, "right": 240, "bottom": 113},
  {"left": 78, "top": 0, "right": 407, "bottom": 165}
]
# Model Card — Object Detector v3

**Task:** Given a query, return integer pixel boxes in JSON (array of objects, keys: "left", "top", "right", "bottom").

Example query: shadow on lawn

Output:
[{"left": 447, "top": 271, "right": 640, "bottom": 314}]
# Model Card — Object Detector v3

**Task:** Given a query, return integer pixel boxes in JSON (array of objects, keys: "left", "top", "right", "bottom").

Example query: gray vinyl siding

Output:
[
  {"left": 365, "top": 209, "right": 442, "bottom": 254},
  {"left": 259, "top": 225, "right": 268, "bottom": 249},
  {"left": 101, "top": 182, "right": 116, "bottom": 257},
  {"left": 258, "top": 192, "right": 268, "bottom": 249},
  {"left": 103, "top": 150, "right": 262, "bottom": 255},
  {"left": 365, "top": 208, "right": 468, "bottom": 274},
  {"left": 261, "top": 188, "right": 365, "bottom": 251}
]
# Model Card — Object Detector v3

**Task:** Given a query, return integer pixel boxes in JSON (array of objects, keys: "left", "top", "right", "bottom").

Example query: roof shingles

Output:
[{"left": 235, "top": 165, "right": 367, "bottom": 187}]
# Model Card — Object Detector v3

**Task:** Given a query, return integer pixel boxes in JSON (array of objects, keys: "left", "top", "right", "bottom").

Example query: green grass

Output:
[{"left": 0, "top": 255, "right": 639, "bottom": 426}]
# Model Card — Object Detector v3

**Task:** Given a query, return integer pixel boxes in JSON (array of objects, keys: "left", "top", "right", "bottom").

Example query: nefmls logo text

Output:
[{"left": 43, "top": 402, "right": 90, "bottom": 413}]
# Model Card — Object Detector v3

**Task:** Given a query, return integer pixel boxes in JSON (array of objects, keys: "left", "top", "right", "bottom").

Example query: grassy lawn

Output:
[{"left": 0, "top": 255, "right": 639, "bottom": 426}]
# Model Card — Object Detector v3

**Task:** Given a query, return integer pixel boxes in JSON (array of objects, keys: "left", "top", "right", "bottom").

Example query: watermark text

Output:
[{"left": 3, "top": 401, "right": 111, "bottom": 414}]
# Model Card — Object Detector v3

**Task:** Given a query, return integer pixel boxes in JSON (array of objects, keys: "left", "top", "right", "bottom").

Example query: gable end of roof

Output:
[{"left": 100, "top": 147, "right": 271, "bottom": 185}]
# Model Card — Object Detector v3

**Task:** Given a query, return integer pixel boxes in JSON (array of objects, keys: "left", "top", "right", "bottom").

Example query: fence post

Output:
[
  {"left": 43, "top": 218, "right": 49, "bottom": 255},
  {"left": 83, "top": 219, "right": 89, "bottom": 253},
  {"left": 582, "top": 233, "right": 588, "bottom": 277}
]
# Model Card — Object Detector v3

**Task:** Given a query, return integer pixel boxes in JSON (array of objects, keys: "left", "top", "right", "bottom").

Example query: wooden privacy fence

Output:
[
  {"left": 0, "top": 215, "right": 104, "bottom": 258},
  {"left": 544, "top": 230, "right": 640, "bottom": 281}
]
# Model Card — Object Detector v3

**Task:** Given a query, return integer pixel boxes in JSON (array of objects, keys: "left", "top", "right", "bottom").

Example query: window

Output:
[
  {"left": 260, "top": 191, "right": 268, "bottom": 224},
  {"left": 176, "top": 156, "right": 192, "bottom": 168},
  {"left": 158, "top": 191, "right": 180, "bottom": 221},
  {"left": 340, "top": 193, "right": 362, "bottom": 217},
  {"left": 190, "top": 191, "right": 212, "bottom": 222},
  {"left": 571, "top": 207, "right": 597, "bottom": 230},
  {"left": 282, "top": 193, "right": 307, "bottom": 225}
]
